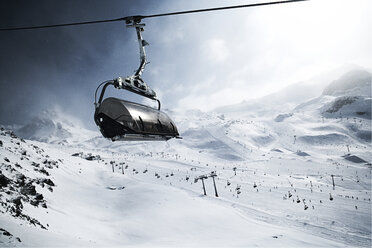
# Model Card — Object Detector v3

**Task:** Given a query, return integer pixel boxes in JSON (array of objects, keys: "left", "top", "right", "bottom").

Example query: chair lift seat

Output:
[{"left": 95, "top": 97, "right": 179, "bottom": 141}]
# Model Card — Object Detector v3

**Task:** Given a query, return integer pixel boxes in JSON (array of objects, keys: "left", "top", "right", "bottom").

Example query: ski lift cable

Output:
[
  {"left": 0, "top": 0, "right": 310, "bottom": 31},
  {"left": 0, "top": 18, "right": 126, "bottom": 31},
  {"left": 140, "top": 0, "right": 309, "bottom": 19}
]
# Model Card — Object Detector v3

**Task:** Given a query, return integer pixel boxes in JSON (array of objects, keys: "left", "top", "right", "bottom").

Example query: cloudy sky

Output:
[{"left": 0, "top": 0, "right": 371, "bottom": 128}]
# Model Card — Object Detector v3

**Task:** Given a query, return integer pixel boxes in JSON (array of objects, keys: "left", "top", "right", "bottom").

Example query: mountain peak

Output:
[
  {"left": 15, "top": 108, "right": 96, "bottom": 144},
  {"left": 322, "top": 70, "right": 371, "bottom": 96}
]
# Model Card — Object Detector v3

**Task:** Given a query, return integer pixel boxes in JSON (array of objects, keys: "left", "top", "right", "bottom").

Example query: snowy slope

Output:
[
  {"left": 1, "top": 70, "right": 371, "bottom": 247},
  {"left": 1, "top": 128, "right": 346, "bottom": 247}
]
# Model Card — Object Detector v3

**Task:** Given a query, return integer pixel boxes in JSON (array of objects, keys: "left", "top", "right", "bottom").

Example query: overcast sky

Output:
[{"left": 0, "top": 0, "right": 371, "bottom": 129}]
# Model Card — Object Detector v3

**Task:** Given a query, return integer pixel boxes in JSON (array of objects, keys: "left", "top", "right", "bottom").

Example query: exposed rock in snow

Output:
[
  {"left": 274, "top": 113, "right": 293, "bottom": 122},
  {"left": 0, "top": 129, "right": 57, "bottom": 234},
  {"left": 295, "top": 150, "right": 310, "bottom": 156},
  {"left": 326, "top": 96, "right": 358, "bottom": 113},
  {"left": 270, "top": 148, "right": 283, "bottom": 153},
  {"left": 321, "top": 96, "right": 371, "bottom": 119},
  {"left": 322, "top": 70, "right": 371, "bottom": 96},
  {"left": 342, "top": 154, "right": 367, "bottom": 164}
]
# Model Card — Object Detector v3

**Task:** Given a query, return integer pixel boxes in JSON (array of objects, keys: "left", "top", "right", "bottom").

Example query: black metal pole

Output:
[
  {"left": 331, "top": 174, "right": 335, "bottom": 190},
  {"left": 201, "top": 178, "right": 207, "bottom": 195},
  {"left": 212, "top": 176, "right": 219, "bottom": 197}
]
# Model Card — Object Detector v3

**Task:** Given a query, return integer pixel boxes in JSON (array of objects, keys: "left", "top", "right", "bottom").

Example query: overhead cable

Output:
[{"left": 0, "top": 0, "right": 309, "bottom": 31}]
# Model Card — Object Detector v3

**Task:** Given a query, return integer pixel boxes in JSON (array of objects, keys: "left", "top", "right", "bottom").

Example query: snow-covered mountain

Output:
[
  {"left": 15, "top": 109, "right": 98, "bottom": 145},
  {"left": 1, "top": 70, "right": 371, "bottom": 247},
  {"left": 322, "top": 69, "right": 371, "bottom": 97}
]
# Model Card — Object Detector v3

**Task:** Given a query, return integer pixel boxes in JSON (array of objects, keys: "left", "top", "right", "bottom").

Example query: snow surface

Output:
[{"left": 1, "top": 70, "right": 371, "bottom": 247}]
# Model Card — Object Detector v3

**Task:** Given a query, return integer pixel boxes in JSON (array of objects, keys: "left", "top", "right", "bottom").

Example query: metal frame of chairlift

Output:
[{"left": 94, "top": 17, "right": 180, "bottom": 141}]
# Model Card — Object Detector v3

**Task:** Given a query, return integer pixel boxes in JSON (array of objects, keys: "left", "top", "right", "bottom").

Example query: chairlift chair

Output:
[{"left": 94, "top": 18, "right": 180, "bottom": 141}]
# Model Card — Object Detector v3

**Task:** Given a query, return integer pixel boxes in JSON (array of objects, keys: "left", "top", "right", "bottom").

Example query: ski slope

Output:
[{"left": 1, "top": 70, "right": 371, "bottom": 247}]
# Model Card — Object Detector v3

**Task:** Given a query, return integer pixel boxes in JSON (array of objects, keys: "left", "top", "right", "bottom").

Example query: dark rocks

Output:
[
  {"left": 274, "top": 113, "right": 293, "bottom": 122},
  {"left": 20, "top": 183, "right": 36, "bottom": 196},
  {"left": 326, "top": 96, "right": 357, "bottom": 113},
  {"left": 0, "top": 129, "right": 51, "bottom": 232},
  {"left": 42, "top": 159, "right": 58, "bottom": 167},
  {"left": 15, "top": 174, "right": 26, "bottom": 186},
  {"left": 0, "top": 228, "right": 12, "bottom": 236},
  {"left": 41, "top": 178, "right": 55, "bottom": 187},
  {"left": 72, "top": 152, "right": 101, "bottom": 161},
  {"left": 342, "top": 154, "right": 367, "bottom": 163},
  {"left": 14, "top": 163, "right": 22, "bottom": 169},
  {"left": 36, "top": 177, "right": 55, "bottom": 189},
  {"left": 85, "top": 156, "right": 94, "bottom": 161},
  {"left": 31, "top": 162, "right": 40, "bottom": 167},
  {"left": 10, "top": 131, "right": 18, "bottom": 139},
  {"left": 28, "top": 217, "right": 47, "bottom": 229},
  {"left": 11, "top": 196, "right": 23, "bottom": 209},
  {"left": 85, "top": 155, "right": 100, "bottom": 161},
  {"left": 0, "top": 173, "right": 10, "bottom": 188},
  {"left": 271, "top": 148, "right": 283, "bottom": 153},
  {"left": 0, "top": 227, "right": 21, "bottom": 241},
  {"left": 295, "top": 151, "right": 310, "bottom": 157},
  {"left": 37, "top": 168, "right": 50, "bottom": 176},
  {"left": 30, "top": 200, "right": 39, "bottom": 207},
  {"left": 106, "top": 186, "right": 125, "bottom": 190},
  {"left": 35, "top": 193, "right": 44, "bottom": 201}
]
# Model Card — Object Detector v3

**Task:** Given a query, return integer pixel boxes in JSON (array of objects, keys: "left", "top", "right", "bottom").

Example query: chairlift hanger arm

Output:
[
  {"left": 125, "top": 21, "right": 148, "bottom": 78},
  {"left": 95, "top": 18, "right": 159, "bottom": 109},
  {"left": 95, "top": 80, "right": 161, "bottom": 110},
  {"left": 107, "top": 19, "right": 158, "bottom": 102}
]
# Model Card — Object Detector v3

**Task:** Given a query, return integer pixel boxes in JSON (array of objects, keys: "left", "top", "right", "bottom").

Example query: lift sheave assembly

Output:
[{"left": 94, "top": 18, "right": 180, "bottom": 141}]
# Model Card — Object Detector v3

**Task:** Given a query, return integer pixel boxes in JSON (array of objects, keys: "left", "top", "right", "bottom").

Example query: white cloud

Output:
[
  {"left": 145, "top": 0, "right": 372, "bottom": 111},
  {"left": 203, "top": 39, "right": 230, "bottom": 63},
  {"left": 178, "top": 84, "right": 249, "bottom": 111}
]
